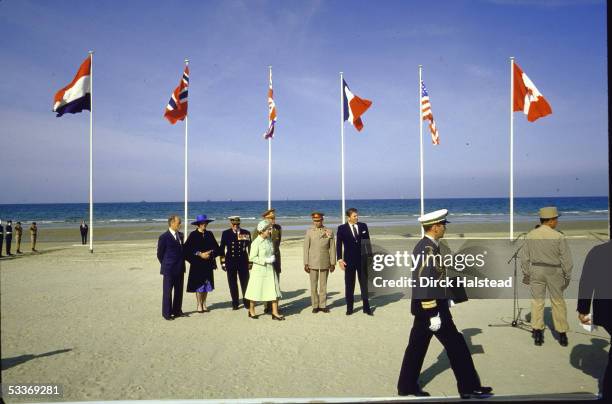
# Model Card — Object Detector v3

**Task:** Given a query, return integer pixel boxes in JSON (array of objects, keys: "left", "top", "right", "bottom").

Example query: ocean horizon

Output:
[{"left": 0, "top": 196, "right": 608, "bottom": 227}]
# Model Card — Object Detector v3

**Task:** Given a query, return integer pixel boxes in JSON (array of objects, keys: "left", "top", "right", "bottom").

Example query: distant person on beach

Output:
[
  {"left": 184, "top": 215, "right": 218, "bottom": 313},
  {"left": 14, "top": 221, "right": 23, "bottom": 254},
  {"left": 259, "top": 208, "right": 282, "bottom": 314},
  {"left": 397, "top": 209, "right": 493, "bottom": 399},
  {"left": 80, "top": 220, "right": 88, "bottom": 245},
  {"left": 5, "top": 220, "right": 13, "bottom": 256},
  {"left": 244, "top": 220, "right": 284, "bottom": 320},
  {"left": 577, "top": 240, "right": 612, "bottom": 401},
  {"left": 29, "top": 222, "right": 38, "bottom": 252},
  {"left": 303, "top": 212, "right": 335, "bottom": 313},
  {"left": 336, "top": 208, "right": 373, "bottom": 316},
  {"left": 157, "top": 215, "right": 186, "bottom": 321},
  {"left": 520, "top": 206, "right": 573, "bottom": 347},
  {"left": 0, "top": 219, "right": 4, "bottom": 257},
  {"left": 219, "top": 216, "right": 251, "bottom": 310}
]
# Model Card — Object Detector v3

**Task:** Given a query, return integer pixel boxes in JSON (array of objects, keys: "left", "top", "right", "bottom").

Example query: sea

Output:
[{"left": 0, "top": 197, "right": 607, "bottom": 228}]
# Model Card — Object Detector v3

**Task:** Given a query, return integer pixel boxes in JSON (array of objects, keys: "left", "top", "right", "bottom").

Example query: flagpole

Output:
[
  {"left": 418, "top": 65, "right": 424, "bottom": 237},
  {"left": 340, "top": 72, "right": 346, "bottom": 223},
  {"left": 510, "top": 56, "right": 515, "bottom": 241},
  {"left": 89, "top": 50, "right": 94, "bottom": 253},
  {"left": 268, "top": 65, "right": 272, "bottom": 210},
  {"left": 184, "top": 58, "right": 189, "bottom": 237}
]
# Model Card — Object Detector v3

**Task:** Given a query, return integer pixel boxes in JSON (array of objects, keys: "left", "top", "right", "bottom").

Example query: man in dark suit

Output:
[
  {"left": 577, "top": 240, "right": 612, "bottom": 401},
  {"left": 157, "top": 215, "right": 186, "bottom": 321},
  {"left": 219, "top": 216, "right": 251, "bottom": 310},
  {"left": 397, "top": 209, "right": 492, "bottom": 399},
  {"left": 336, "top": 207, "right": 373, "bottom": 316},
  {"left": 5, "top": 220, "right": 13, "bottom": 256}
]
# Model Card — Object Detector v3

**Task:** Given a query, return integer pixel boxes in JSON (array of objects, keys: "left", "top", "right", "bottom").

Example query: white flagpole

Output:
[
  {"left": 184, "top": 58, "right": 189, "bottom": 237},
  {"left": 89, "top": 50, "right": 94, "bottom": 253},
  {"left": 419, "top": 65, "right": 424, "bottom": 238},
  {"left": 268, "top": 65, "right": 272, "bottom": 210},
  {"left": 340, "top": 72, "right": 346, "bottom": 223},
  {"left": 510, "top": 57, "right": 515, "bottom": 241}
]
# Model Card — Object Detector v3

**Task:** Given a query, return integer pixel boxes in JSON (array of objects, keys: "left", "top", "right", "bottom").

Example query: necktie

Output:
[
  {"left": 175, "top": 232, "right": 180, "bottom": 243},
  {"left": 352, "top": 224, "right": 358, "bottom": 239}
]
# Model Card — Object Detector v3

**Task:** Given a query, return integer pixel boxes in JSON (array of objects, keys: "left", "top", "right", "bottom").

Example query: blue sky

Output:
[{"left": 0, "top": 0, "right": 607, "bottom": 203}]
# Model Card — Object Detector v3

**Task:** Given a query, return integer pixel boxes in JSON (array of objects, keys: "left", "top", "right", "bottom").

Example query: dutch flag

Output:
[{"left": 53, "top": 57, "right": 91, "bottom": 117}]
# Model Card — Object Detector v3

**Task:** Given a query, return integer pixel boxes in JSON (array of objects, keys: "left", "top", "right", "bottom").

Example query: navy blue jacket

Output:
[
  {"left": 336, "top": 222, "right": 371, "bottom": 267},
  {"left": 157, "top": 230, "right": 186, "bottom": 276},
  {"left": 219, "top": 228, "right": 251, "bottom": 266},
  {"left": 577, "top": 240, "right": 612, "bottom": 330},
  {"left": 410, "top": 236, "right": 450, "bottom": 319}
]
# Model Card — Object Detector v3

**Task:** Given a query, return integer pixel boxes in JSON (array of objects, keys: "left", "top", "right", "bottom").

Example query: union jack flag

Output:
[
  {"left": 164, "top": 66, "right": 189, "bottom": 124},
  {"left": 421, "top": 81, "right": 439, "bottom": 145},
  {"left": 263, "top": 69, "right": 276, "bottom": 139}
]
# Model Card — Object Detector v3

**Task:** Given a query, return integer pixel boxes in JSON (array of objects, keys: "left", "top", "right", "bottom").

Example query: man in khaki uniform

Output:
[
  {"left": 14, "top": 221, "right": 23, "bottom": 254},
  {"left": 520, "top": 206, "right": 573, "bottom": 346},
  {"left": 303, "top": 212, "right": 336, "bottom": 313}
]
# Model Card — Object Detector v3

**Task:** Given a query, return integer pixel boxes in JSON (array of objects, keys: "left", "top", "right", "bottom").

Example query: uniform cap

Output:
[
  {"left": 262, "top": 208, "right": 276, "bottom": 218},
  {"left": 228, "top": 216, "right": 241, "bottom": 222},
  {"left": 418, "top": 209, "right": 450, "bottom": 226},
  {"left": 539, "top": 206, "right": 559, "bottom": 220}
]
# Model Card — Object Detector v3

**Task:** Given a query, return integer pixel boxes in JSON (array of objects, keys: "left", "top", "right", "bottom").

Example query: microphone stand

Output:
[{"left": 488, "top": 233, "right": 530, "bottom": 331}]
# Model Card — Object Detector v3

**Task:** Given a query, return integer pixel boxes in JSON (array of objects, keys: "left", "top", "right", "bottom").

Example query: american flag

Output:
[
  {"left": 164, "top": 66, "right": 189, "bottom": 124},
  {"left": 421, "top": 81, "right": 439, "bottom": 145},
  {"left": 263, "top": 69, "right": 277, "bottom": 139}
]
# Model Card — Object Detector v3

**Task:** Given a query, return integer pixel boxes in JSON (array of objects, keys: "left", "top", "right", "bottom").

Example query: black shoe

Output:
[
  {"left": 364, "top": 309, "right": 374, "bottom": 316},
  {"left": 312, "top": 308, "right": 319, "bottom": 313},
  {"left": 460, "top": 387, "right": 493, "bottom": 399},
  {"left": 163, "top": 316, "right": 174, "bottom": 321},
  {"left": 559, "top": 332, "right": 568, "bottom": 347},
  {"left": 173, "top": 312, "right": 186, "bottom": 318},
  {"left": 346, "top": 309, "right": 353, "bottom": 316},
  {"left": 248, "top": 312, "right": 258, "bottom": 319},
  {"left": 320, "top": 308, "right": 330, "bottom": 313},
  {"left": 271, "top": 314, "right": 285, "bottom": 321},
  {"left": 398, "top": 389, "right": 430, "bottom": 397},
  {"left": 534, "top": 329, "right": 544, "bottom": 346},
  {"left": 232, "top": 306, "right": 239, "bottom": 311}
]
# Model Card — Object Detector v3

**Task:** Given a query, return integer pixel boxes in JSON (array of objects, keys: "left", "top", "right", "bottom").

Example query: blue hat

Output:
[{"left": 191, "top": 214, "right": 214, "bottom": 225}]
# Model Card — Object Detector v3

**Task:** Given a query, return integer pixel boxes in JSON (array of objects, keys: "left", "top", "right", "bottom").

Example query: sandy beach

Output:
[{"left": 1, "top": 220, "right": 609, "bottom": 401}]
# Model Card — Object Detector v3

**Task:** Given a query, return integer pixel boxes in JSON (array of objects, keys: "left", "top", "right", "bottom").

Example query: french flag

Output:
[
  {"left": 342, "top": 79, "right": 372, "bottom": 132},
  {"left": 53, "top": 57, "right": 91, "bottom": 117}
]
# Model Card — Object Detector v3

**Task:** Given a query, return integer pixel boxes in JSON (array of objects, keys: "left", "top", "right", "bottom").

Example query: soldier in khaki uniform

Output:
[
  {"left": 15, "top": 221, "right": 23, "bottom": 254},
  {"left": 520, "top": 206, "right": 573, "bottom": 346},
  {"left": 303, "top": 212, "right": 336, "bottom": 313}
]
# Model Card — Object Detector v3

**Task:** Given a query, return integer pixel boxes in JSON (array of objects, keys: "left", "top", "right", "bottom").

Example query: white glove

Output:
[
  {"left": 429, "top": 314, "right": 442, "bottom": 332},
  {"left": 265, "top": 256, "right": 276, "bottom": 264}
]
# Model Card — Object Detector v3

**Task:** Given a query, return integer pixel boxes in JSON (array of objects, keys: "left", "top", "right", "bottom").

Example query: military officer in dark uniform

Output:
[
  {"left": 0, "top": 219, "right": 4, "bottom": 258},
  {"left": 15, "top": 221, "right": 23, "bottom": 254},
  {"left": 220, "top": 216, "right": 252, "bottom": 310},
  {"left": 397, "top": 209, "right": 493, "bottom": 399},
  {"left": 5, "top": 220, "right": 13, "bottom": 256}
]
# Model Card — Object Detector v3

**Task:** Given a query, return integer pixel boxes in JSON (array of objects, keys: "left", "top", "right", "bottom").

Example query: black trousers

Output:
[
  {"left": 5, "top": 235, "right": 11, "bottom": 255},
  {"left": 0, "top": 236, "right": 3, "bottom": 256},
  {"left": 345, "top": 263, "right": 370, "bottom": 312},
  {"left": 602, "top": 325, "right": 612, "bottom": 400},
  {"left": 226, "top": 262, "right": 249, "bottom": 308},
  {"left": 81, "top": 232, "right": 87, "bottom": 244},
  {"left": 162, "top": 273, "right": 184, "bottom": 318},
  {"left": 397, "top": 313, "right": 481, "bottom": 395}
]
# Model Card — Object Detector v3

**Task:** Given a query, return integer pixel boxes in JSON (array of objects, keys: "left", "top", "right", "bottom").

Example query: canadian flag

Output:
[{"left": 513, "top": 62, "right": 552, "bottom": 122}]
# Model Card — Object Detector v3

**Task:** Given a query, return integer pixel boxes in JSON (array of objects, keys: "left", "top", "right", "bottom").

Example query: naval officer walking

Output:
[{"left": 397, "top": 209, "right": 493, "bottom": 399}]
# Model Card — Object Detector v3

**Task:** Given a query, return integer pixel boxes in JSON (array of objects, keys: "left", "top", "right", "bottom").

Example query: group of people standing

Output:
[
  {"left": 155, "top": 207, "right": 374, "bottom": 322},
  {"left": 0, "top": 219, "right": 38, "bottom": 257},
  {"left": 156, "top": 208, "right": 286, "bottom": 321}
]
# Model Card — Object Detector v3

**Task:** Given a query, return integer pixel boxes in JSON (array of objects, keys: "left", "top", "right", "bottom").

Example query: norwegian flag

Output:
[
  {"left": 421, "top": 81, "right": 439, "bottom": 145},
  {"left": 164, "top": 66, "right": 189, "bottom": 124},
  {"left": 263, "top": 69, "right": 277, "bottom": 139}
]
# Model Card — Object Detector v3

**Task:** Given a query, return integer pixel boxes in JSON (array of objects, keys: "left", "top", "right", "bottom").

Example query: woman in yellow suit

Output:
[{"left": 245, "top": 220, "right": 284, "bottom": 320}]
